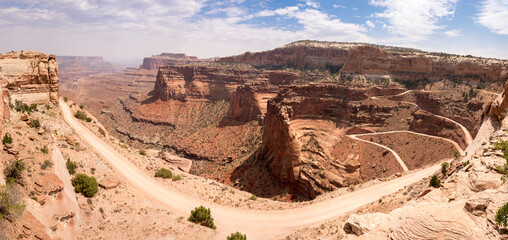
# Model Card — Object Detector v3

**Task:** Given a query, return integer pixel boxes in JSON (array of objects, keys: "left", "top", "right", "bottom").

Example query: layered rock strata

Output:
[
  {"left": 0, "top": 51, "right": 59, "bottom": 104},
  {"left": 221, "top": 40, "right": 508, "bottom": 84}
]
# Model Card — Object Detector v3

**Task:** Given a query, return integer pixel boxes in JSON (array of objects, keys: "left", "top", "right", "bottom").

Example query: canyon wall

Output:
[
  {"left": 139, "top": 53, "right": 207, "bottom": 71},
  {"left": 220, "top": 40, "right": 508, "bottom": 84},
  {"left": 0, "top": 51, "right": 59, "bottom": 105}
]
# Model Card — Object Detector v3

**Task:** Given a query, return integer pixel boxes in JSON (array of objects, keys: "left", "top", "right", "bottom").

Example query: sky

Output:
[{"left": 0, "top": 0, "right": 507, "bottom": 65}]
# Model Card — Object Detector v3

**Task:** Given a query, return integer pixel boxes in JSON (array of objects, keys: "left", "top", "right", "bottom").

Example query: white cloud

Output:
[
  {"left": 333, "top": 4, "right": 346, "bottom": 8},
  {"left": 305, "top": 0, "right": 320, "bottom": 8},
  {"left": 370, "top": 0, "right": 457, "bottom": 42},
  {"left": 366, "top": 20, "right": 376, "bottom": 28},
  {"left": 477, "top": 0, "right": 508, "bottom": 35},
  {"left": 444, "top": 29, "right": 462, "bottom": 37}
]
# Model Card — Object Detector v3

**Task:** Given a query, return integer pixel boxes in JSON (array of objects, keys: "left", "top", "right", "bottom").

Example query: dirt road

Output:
[{"left": 60, "top": 99, "right": 443, "bottom": 239}]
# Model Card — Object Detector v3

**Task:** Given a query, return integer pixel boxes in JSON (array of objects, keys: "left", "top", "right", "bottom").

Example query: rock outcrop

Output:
[
  {"left": 139, "top": 53, "right": 209, "bottom": 71},
  {"left": 0, "top": 51, "right": 59, "bottom": 104},
  {"left": 220, "top": 40, "right": 508, "bottom": 84}
]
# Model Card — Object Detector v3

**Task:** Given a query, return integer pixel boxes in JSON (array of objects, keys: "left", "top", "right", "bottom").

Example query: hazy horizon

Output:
[{"left": 1, "top": 0, "right": 507, "bottom": 64}]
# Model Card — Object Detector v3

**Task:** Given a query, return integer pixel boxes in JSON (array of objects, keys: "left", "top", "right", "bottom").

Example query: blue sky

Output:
[{"left": 0, "top": 0, "right": 507, "bottom": 65}]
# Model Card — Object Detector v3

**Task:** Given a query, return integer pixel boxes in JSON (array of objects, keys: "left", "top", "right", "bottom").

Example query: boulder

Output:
[
  {"left": 20, "top": 114, "right": 29, "bottom": 121},
  {"left": 66, "top": 135, "right": 76, "bottom": 146},
  {"left": 344, "top": 213, "right": 389, "bottom": 236},
  {"left": 98, "top": 127, "right": 107, "bottom": 136},
  {"left": 37, "top": 128, "right": 45, "bottom": 135},
  {"left": 99, "top": 177, "right": 120, "bottom": 189}
]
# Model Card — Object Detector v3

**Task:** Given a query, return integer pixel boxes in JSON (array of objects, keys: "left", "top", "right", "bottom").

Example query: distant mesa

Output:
[{"left": 57, "top": 55, "right": 123, "bottom": 83}]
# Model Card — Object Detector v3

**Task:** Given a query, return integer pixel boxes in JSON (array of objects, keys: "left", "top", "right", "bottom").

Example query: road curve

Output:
[
  {"left": 347, "top": 135, "right": 409, "bottom": 171},
  {"left": 351, "top": 130, "right": 464, "bottom": 155},
  {"left": 60, "top": 99, "right": 442, "bottom": 240}
]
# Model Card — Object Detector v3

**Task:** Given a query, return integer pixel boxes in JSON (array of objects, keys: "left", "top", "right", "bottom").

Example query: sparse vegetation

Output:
[
  {"left": 74, "top": 110, "right": 92, "bottom": 122},
  {"left": 0, "top": 184, "right": 25, "bottom": 220},
  {"left": 79, "top": 104, "right": 84, "bottom": 109},
  {"left": 41, "top": 145, "right": 49, "bottom": 154},
  {"left": 454, "top": 151, "right": 460, "bottom": 158},
  {"left": 4, "top": 160, "right": 25, "bottom": 184},
  {"left": 441, "top": 162, "right": 449, "bottom": 176},
  {"left": 71, "top": 174, "right": 98, "bottom": 198},
  {"left": 2, "top": 133, "right": 12, "bottom": 144},
  {"left": 172, "top": 175, "right": 182, "bottom": 181},
  {"left": 429, "top": 175, "right": 441, "bottom": 188},
  {"left": 188, "top": 206, "right": 216, "bottom": 229},
  {"left": 41, "top": 160, "right": 53, "bottom": 170},
  {"left": 495, "top": 202, "right": 508, "bottom": 227},
  {"left": 63, "top": 96, "right": 68, "bottom": 102},
  {"left": 139, "top": 149, "right": 147, "bottom": 156},
  {"left": 463, "top": 160, "right": 470, "bottom": 167},
  {"left": 14, "top": 100, "right": 32, "bottom": 114},
  {"left": 66, "top": 157, "right": 77, "bottom": 175},
  {"left": 249, "top": 195, "right": 258, "bottom": 201},
  {"left": 494, "top": 140, "right": 508, "bottom": 183},
  {"left": 227, "top": 232, "right": 247, "bottom": 240},
  {"left": 155, "top": 168, "right": 172, "bottom": 179},
  {"left": 29, "top": 119, "right": 40, "bottom": 128}
]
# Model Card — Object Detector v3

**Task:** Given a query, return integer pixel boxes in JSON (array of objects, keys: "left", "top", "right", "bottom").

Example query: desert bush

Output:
[
  {"left": 2, "top": 133, "right": 12, "bottom": 144},
  {"left": 188, "top": 206, "right": 216, "bottom": 229},
  {"left": 172, "top": 174, "right": 182, "bottom": 181},
  {"left": 155, "top": 168, "right": 172, "bottom": 179},
  {"left": 63, "top": 97, "right": 68, "bottom": 102},
  {"left": 41, "top": 160, "right": 53, "bottom": 170},
  {"left": 496, "top": 202, "right": 508, "bottom": 227},
  {"left": 4, "top": 160, "right": 25, "bottom": 184},
  {"left": 0, "top": 184, "right": 25, "bottom": 220},
  {"left": 429, "top": 175, "right": 441, "bottom": 188},
  {"left": 79, "top": 104, "right": 84, "bottom": 109},
  {"left": 227, "top": 232, "right": 247, "bottom": 240},
  {"left": 494, "top": 140, "right": 508, "bottom": 183},
  {"left": 74, "top": 110, "right": 87, "bottom": 120},
  {"left": 66, "top": 157, "right": 77, "bottom": 175},
  {"left": 41, "top": 145, "right": 49, "bottom": 154},
  {"left": 139, "top": 149, "right": 147, "bottom": 156},
  {"left": 71, "top": 174, "right": 98, "bottom": 198},
  {"left": 441, "top": 162, "right": 449, "bottom": 176},
  {"left": 14, "top": 100, "right": 31, "bottom": 114},
  {"left": 30, "top": 119, "right": 40, "bottom": 128},
  {"left": 45, "top": 104, "right": 51, "bottom": 110},
  {"left": 29, "top": 103, "right": 37, "bottom": 111},
  {"left": 249, "top": 195, "right": 258, "bottom": 201}
]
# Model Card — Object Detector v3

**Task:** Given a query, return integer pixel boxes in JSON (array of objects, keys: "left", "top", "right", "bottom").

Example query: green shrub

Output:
[
  {"left": 494, "top": 140, "right": 508, "bottom": 183},
  {"left": 495, "top": 202, "right": 508, "bottom": 227},
  {"left": 4, "top": 160, "right": 25, "bottom": 184},
  {"left": 79, "top": 104, "right": 84, "bottom": 109},
  {"left": 63, "top": 97, "right": 68, "bottom": 102},
  {"left": 2, "top": 133, "right": 12, "bottom": 144},
  {"left": 45, "top": 104, "right": 51, "bottom": 110},
  {"left": 463, "top": 160, "right": 470, "bottom": 167},
  {"left": 188, "top": 206, "right": 216, "bottom": 229},
  {"left": 29, "top": 119, "right": 40, "bottom": 128},
  {"left": 172, "top": 175, "right": 182, "bottom": 181},
  {"left": 429, "top": 175, "right": 441, "bottom": 188},
  {"left": 29, "top": 103, "right": 37, "bottom": 111},
  {"left": 14, "top": 100, "right": 32, "bottom": 114},
  {"left": 139, "top": 149, "right": 147, "bottom": 156},
  {"left": 71, "top": 174, "right": 98, "bottom": 198},
  {"left": 41, "top": 160, "right": 53, "bottom": 170},
  {"left": 0, "top": 184, "right": 25, "bottom": 220},
  {"left": 227, "top": 232, "right": 247, "bottom": 240},
  {"left": 441, "top": 162, "right": 449, "bottom": 176},
  {"left": 155, "top": 168, "right": 172, "bottom": 179},
  {"left": 85, "top": 117, "right": 92, "bottom": 122},
  {"left": 74, "top": 110, "right": 87, "bottom": 120},
  {"left": 453, "top": 151, "right": 460, "bottom": 158},
  {"left": 249, "top": 195, "right": 258, "bottom": 201},
  {"left": 41, "top": 145, "right": 49, "bottom": 154},
  {"left": 66, "top": 158, "right": 77, "bottom": 175}
]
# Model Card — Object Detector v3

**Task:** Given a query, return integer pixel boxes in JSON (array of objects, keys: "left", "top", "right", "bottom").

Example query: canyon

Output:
[
  {"left": 76, "top": 41, "right": 504, "bottom": 200},
  {"left": 2, "top": 40, "right": 508, "bottom": 239}
]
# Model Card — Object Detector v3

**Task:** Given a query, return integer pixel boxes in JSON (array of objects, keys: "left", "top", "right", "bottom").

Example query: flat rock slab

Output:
[{"left": 99, "top": 177, "right": 120, "bottom": 189}]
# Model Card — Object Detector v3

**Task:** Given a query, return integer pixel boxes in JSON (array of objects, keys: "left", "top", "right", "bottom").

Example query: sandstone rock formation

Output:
[
  {"left": 139, "top": 53, "right": 205, "bottom": 71},
  {"left": 221, "top": 40, "right": 508, "bottom": 84},
  {"left": 0, "top": 51, "right": 59, "bottom": 104}
]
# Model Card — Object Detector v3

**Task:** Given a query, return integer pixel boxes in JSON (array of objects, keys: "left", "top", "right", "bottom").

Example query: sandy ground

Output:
[{"left": 60, "top": 98, "right": 444, "bottom": 240}]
